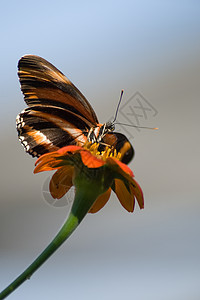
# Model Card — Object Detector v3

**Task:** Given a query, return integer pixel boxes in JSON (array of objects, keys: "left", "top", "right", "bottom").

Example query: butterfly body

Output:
[{"left": 16, "top": 55, "right": 134, "bottom": 164}]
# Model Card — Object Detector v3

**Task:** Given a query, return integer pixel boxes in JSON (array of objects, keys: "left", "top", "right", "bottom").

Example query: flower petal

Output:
[
  {"left": 106, "top": 157, "right": 144, "bottom": 209},
  {"left": 56, "top": 145, "right": 82, "bottom": 155},
  {"left": 89, "top": 188, "right": 111, "bottom": 213},
  {"left": 130, "top": 179, "right": 144, "bottom": 209},
  {"left": 50, "top": 166, "right": 74, "bottom": 199},
  {"left": 106, "top": 157, "right": 134, "bottom": 179},
  {"left": 80, "top": 151, "right": 105, "bottom": 168},
  {"left": 34, "top": 156, "right": 61, "bottom": 173},
  {"left": 34, "top": 146, "right": 83, "bottom": 174},
  {"left": 113, "top": 179, "right": 135, "bottom": 212}
]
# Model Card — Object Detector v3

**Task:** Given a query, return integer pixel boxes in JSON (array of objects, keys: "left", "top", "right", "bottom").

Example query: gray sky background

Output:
[{"left": 0, "top": 1, "right": 200, "bottom": 299}]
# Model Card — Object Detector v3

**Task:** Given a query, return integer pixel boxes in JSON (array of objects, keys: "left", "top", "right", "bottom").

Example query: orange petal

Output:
[
  {"left": 106, "top": 157, "right": 134, "bottom": 178},
  {"left": 34, "top": 158, "right": 62, "bottom": 173},
  {"left": 80, "top": 151, "right": 105, "bottom": 168},
  {"left": 35, "top": 151, "right": 60, "bottom": 166},
  {"left": 89, "top": 188, "right": 111, "bottom": 213},
  {"left": 114, "top": 179, "right": 135, "bottom": 212},
  {"left": 107, "top": 158, "right": 144, "bottom": 209},
  {"left": 50, "top": 166, "right": 74, "bottom": 199},
  {"left": 34, "top": 146, "right": 83, "bottom": 174},
  {"left": 57, "top": 145, "right": 82, "bottom": 155},
  {"left": 130, "top": 179, "right": 144, "bottom": 209},
  {"left": 34, "top": 152, "right": 63, "bottom": 173}
]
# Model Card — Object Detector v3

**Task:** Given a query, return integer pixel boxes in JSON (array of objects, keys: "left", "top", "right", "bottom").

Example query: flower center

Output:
[{"left": 84, "top": 141, "right": 121, "bottom": 161}]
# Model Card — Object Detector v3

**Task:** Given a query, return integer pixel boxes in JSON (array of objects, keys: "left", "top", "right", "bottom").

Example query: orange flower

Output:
[
  {"left": 0, "top": 142, "right": 144, "bottom": 298},
  {"left": 34, "top": 142, "right": 144, "bottom": 213}
]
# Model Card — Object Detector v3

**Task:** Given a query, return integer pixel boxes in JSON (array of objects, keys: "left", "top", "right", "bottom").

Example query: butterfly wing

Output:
[
  {"left": 16, "top": 55, "right": 99, "bottom": 157},
  {"left": 103, "top": 132, "right": 134, "bottom": 164}
]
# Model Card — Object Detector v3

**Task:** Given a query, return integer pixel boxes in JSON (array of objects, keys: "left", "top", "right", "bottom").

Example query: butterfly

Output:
[{"left": 16, "top": 55, "right": 134, "bottom": 164}]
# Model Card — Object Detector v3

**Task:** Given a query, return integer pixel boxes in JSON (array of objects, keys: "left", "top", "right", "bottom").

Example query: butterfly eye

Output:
[{"left": 105, "top": 122, "right": 115, "bottom": 132}]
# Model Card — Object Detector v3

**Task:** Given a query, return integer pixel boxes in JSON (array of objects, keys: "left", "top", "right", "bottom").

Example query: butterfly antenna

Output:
[
  {"left": 113, "top": 90, "right": 124, "bottom": 123},
  {"left": 115, "top": 122, "right": 158, "bottom": 130}
]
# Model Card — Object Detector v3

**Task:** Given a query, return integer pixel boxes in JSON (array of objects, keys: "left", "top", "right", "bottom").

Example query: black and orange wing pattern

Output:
[{"left": 16, "top": 55, "right": 98, "bottom": 157}]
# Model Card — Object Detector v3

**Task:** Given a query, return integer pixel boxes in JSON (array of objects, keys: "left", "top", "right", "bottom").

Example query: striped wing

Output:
[
  {"left": 102, "top": 132, "right": 134, "bottom": 164},
  {"left": 16, "top": 55, "right": 99, "bottom": 157}
]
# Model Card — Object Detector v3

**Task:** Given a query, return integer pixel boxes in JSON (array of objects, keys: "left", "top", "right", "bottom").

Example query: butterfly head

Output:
[{"left": 105, "top": 121, "right": 115, "bottom": 132}]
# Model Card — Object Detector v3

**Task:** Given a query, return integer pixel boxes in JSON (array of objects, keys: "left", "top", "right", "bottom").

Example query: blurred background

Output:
[{"left": 0, "top": 1, "right": 200, "bottom": 299}]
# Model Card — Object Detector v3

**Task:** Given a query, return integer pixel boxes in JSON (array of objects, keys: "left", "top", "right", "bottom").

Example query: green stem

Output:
[
  {"left": 0, "top": 185, "right": 98, "bottom": 299},
  {"left": 0, "top": 212, "right": 78, "bottom": 300}
]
